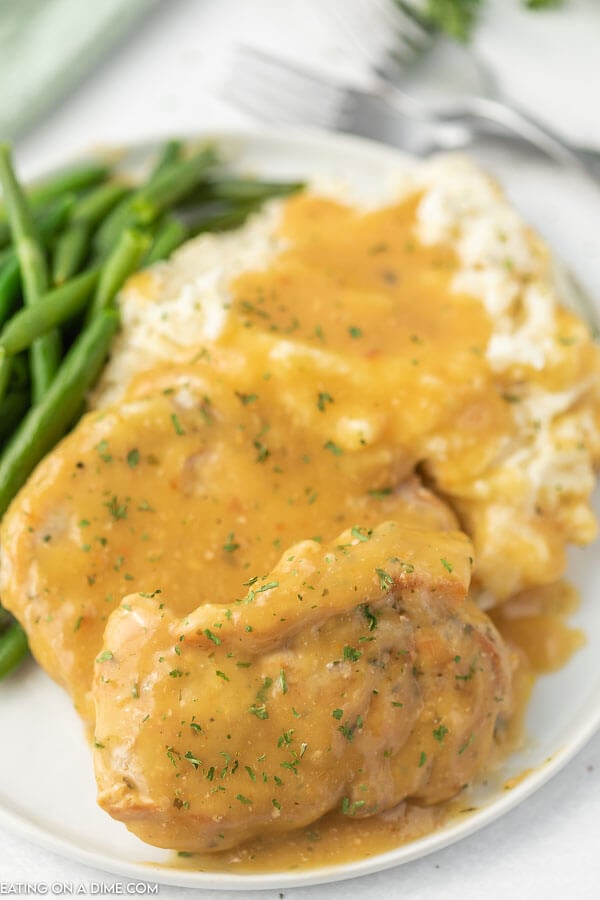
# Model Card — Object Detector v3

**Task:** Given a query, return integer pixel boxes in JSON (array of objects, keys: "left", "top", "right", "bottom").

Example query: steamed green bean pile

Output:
[{"left": 0, "top": 139, "right": 303, "bottom": 681}]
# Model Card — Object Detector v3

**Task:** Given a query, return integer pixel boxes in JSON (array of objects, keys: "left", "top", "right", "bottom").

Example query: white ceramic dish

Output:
[{"left": 1, "top": 127, "right": 599, "bottom": 891}]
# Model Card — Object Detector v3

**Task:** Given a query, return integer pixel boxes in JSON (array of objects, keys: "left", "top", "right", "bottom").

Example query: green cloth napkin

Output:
[{"left": 0, "top": 0, "right": 159, "bottom": 139}]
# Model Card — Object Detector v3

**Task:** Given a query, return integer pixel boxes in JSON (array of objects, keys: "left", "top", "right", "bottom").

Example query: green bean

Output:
[
  {"left": 93, "top": 200, "right": 134, "bottom": 259},
  {"left": 0, "top": 353, "right": 11, "bottom": 405},
  {"left": 52, "top": 226, "right": 88, "bottom": 286},
  {"left": 31, "top": 331, "right": 62, "bottom": 404},
  {"left": 25, "top": 162, "right": 108, "bottom": 207},
  {"left": 0, "top": 268, "right": 99, "bottom": 355},
  {"left": 131, "top": 145, "right": 218, "bottom": 225},
  {"left": 89, "top": 229, "right": 150, "bottom": 319},
  {"left": 189, "top": 202, "right": 262, "bottom": 235},
  {"left": 0, "top": 197, "right": 77, "bottom": 329},
  {"left": 0, "top": 391, "right": 28, "bottom": 443},
  {"left": 0, "top": 196, "right": 77, "bottom": 330},
  {"left": 0, "top": 144, "right": 59, "bottom": 402},
  {"left": 143, "top": 201, "right": 265, "bottom": 266},
  {"left": 0, "top": 310, "right": 118, "bottom": 516},
  {"left": 53, "top": 183, "right": 129, "bottom": 284},
  {"left": 143, "top": 217, "right": 189, "bottom": 265},
  {"left": 151, "top": 140, "right": 183, "bottom": 179},
  {"left": 201, "top": 177, "right": 305, "bottom": 202},
  {"left": 94, "top": 141, "right": 187, "bottom": 257},
  {"left": 37, "top": 194, "right": 77, "bottom": 240},
  {"left": 0, "top": 256, "right": 20, "bottom": 326},
  {"left": 0, "top": 145, "right": 49, "bottom": 293},
  {"left": 0, "top": 161, "right": 108, "bottom": 221},
  {"left": 180, "top": 178, "right": 305, "bottom": 214},
  {"left": 0, "top": 222, "right": 14, "bottom": 252},
  {"left": 0, "top": 162, "right": 108, "bottom": 250},
  {"left": 73, "top": 181, "right": 129, "bottom": 225},
  {"left": 0, "top": 621, "right": 29, "bottom": 680},
  {"left": 8, "top": 354, "right": 29, "bottom": 391}
]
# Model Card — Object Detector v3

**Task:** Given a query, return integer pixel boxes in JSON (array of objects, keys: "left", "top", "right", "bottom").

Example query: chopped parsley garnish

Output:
[
  {"left": 343, "top": 645, "right": 362, "bottom": 663},
  {"left": 317, "top": 391, "right": 334, "bottom": 412},
  {"left": 256, "top": 677, "right": 273, "bottom": 703},
  {"left": 243, "top": 580, "right": 279, "bottom": 603},
  {"left": 338, "top": 722, "right": 356, "bottom": 742},
  {"left": 458, "top": 734, "right": 475, "bottom": 755},
  {"left": 95, "top": 440, "right": 112, "bottom": 463},
  {"left": 332, "top": 708, "right": 343, "bottom": 720},
  {"left": 253, "top": 440, "right": 269, "bottom": 462},
  {"left": 433, "top": 723, "right": 449, "bottom": 744},
  {"left": 362, "top": 605, "right": 378, "bottom": 631},
  {"left": 223, "top": 532, "right": 240, "bottom": 553},
  {"left": 104, "top": 496, "right": 128, "bottom": 520},
  {"left": 166, "top": 747, "right": 179, "bottom": 767},
  {"left": 440, "top": 557, "right": 453, "bottom": 573},
  {"left": 375, "top": 567, "right": 393, "bottom": 591},
  {"left": 184, "top": 751, "right": 202, "bottom": 769},
  {"left": 127, "top": 448, "right": 140, "bottom": 468},
  {"left": 368, "top": 487, "right": 392, "bottom": 499},
  {"left": 170, "top": 413, "right": 186, "bottom": 436},
  {"left": 323, "top": 440, "right": 343, "bottom": 456},
  {"left": 279, "top": 668, "right": 288, "bottom": 695},
  {"left": 96, "top": 650, "right": 113, "bottom": 663},
  {"left": 235, "top": 391, "right": 259, "bottom": 405},
  {"left": 456, "top": 661, "right": 477, "bottom": 681},
  {"left": 204, "top": 628, "right": 221, "bottom": 645},
  {"left": 277, "top": 729, "right": 294, "bottom": 747},
  {"left": 341, "top": 797, "right": 366, "bottom": 816},
  {"left": 348, "top": 326, "right": 363, "bottom": 339}
]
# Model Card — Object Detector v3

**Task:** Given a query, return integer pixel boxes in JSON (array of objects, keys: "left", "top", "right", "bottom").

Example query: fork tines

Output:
[
  {"left": 223, "top": 45, "right": 354, "bottom": 130},
  {"left": 325, "top": 0, "right": 432, "bottom": 74}
]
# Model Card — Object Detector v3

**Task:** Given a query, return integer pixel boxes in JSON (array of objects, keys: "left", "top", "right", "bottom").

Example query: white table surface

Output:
[{"left": 2, "top": 0, "right": 600, "bottom": 896}]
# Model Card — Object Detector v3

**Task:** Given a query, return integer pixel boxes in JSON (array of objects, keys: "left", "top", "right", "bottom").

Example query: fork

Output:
[
  {"left": 332, "top": 0, "right": 600, "bottom": 173},
  {"left": 223, "top": 44, "right": 597, "bottom": 179}
]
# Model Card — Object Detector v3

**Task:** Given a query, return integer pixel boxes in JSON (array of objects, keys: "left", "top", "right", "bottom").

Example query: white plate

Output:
[{"left": 1, "top": 126, "right": 600, "bottom": 891}]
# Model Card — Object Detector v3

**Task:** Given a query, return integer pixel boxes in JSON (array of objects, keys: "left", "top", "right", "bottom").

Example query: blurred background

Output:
[
  {"left": 8, "top": 0, "right": 600, "bottom": 169},
  {"left": 8, "top": 0, "right": 599, "bottom": 318}
]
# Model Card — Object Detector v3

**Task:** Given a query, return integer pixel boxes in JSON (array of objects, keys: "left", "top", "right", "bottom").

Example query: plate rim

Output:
[{"left": 0, "top": 712, "right": 599, "bottom": 890}]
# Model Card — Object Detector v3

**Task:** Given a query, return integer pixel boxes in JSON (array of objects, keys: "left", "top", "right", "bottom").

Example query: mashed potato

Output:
[{"left": 93, "top": 155, "right": 600, "bottom": 605}]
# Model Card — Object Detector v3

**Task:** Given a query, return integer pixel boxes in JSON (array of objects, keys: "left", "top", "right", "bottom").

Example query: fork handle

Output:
[
  {"left": 375, "top": 78, "right": 596, "bottom": 179},
  {"left": 439, "top": 95, "right": 592, "bottom": 174}
]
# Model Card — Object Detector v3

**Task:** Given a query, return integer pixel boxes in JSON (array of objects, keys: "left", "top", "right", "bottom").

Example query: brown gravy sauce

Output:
[
  {"left": 163, "top": 584, "right": 578, "bottom": 874},
  {"left": 140, "top": 197, "right": 581, "bottom": 871},
  {"left": 157, "top": 195, "right": 588, "bottom": 876}
]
